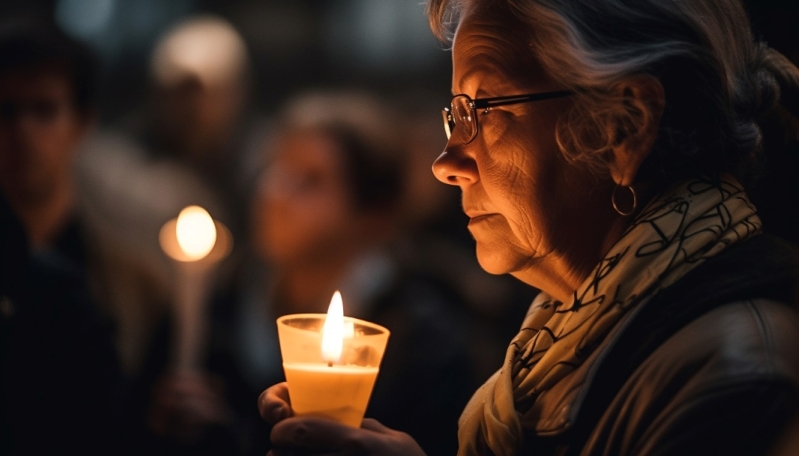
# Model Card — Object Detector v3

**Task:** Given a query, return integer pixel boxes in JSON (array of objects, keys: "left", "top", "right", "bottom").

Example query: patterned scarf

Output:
[{"left": 457, "top": 176, "right": 762, "bottom": 456}]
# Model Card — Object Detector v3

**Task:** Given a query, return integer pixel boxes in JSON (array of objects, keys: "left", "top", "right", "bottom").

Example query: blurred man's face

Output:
[
  {"left": 0, "top": 68, "right": 87, "bottom": 203},
  {"left": 154, "top": 77, "right": 243, "bottom": 161}
]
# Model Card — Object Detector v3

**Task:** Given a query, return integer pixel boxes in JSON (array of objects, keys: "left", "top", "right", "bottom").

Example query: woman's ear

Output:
[{"left": 606, "top": 74, "right": 665, "bottom": 186}]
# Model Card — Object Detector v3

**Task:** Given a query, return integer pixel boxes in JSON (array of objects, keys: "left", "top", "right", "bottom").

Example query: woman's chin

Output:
[{"left": 474, "top": 241, "right": 525, "bottom": 276}]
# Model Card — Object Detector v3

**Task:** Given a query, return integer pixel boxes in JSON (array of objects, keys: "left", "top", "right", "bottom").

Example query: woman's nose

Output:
[{"left": 432, "top": 148, "right": 478, "bottom": 186}]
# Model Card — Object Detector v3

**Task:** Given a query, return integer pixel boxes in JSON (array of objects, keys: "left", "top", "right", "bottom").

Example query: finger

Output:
[
  {"left": 359, "top": 418, "right": 392, "bottom": 433},
  {"left": 258, "top": 382, "right": 292, "bottom": 423},
  {"left": 271, "top": 416, "right": 360, "bottom": 451}
]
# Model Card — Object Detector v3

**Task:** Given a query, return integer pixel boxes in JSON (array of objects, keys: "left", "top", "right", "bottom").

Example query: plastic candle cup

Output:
[{"left": 277, "top": 292, "right": 390, "bottom": 427}]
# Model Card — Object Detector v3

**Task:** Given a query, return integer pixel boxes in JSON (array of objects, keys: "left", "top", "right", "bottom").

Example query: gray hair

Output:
[{"left": 428, "top": 0, "right": 799, "bottom": 186}]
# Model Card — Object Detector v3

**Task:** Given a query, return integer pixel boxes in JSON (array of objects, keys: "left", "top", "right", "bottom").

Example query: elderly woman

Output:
[{"left": 258, "top": 0, "right": 799, "bottom": 455}]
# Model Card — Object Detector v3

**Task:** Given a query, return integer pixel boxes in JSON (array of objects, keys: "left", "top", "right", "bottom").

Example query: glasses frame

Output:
[{"left": 443, "top": 90, "right": 573, "bottom": 144}]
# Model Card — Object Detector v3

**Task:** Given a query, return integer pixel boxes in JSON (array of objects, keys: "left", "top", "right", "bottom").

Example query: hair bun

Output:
[
  {"left": 760, "top": 47, "right": 799, "bottom": 118},
  {"left": 752, "top": 66, "right": 780, "bottom": 118},
  {"left": 734, "top": 44, "right": 780, "bottom": 120}
]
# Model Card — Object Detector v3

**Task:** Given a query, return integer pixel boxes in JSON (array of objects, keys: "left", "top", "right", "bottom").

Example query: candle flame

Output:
[
  {"left": 175, "top": 205, "right": 217, "bottom": 260},
  {"left": 321, "top": 291, "right": 344, "bottom": 364}
]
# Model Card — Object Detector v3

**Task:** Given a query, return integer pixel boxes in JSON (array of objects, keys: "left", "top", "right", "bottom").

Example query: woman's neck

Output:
[
  {"left": 513, "top": 206, "right": 638, "bottom": 304},
  {"left": 513, "top": 181, "right": 661, "bottom": 303}
]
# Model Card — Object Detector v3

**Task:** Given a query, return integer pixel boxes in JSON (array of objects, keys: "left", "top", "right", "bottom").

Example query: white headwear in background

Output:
[{"left": 150, "top": 15, "right": 248, "bottom": 88}]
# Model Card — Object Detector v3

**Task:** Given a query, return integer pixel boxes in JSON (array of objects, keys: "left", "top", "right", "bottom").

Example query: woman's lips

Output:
[
  {"left": 467, "top": 213, "right": 496, "bottom": 225},
  {"left": 464, "top": 205, "right": 496, "bottom": 225}
]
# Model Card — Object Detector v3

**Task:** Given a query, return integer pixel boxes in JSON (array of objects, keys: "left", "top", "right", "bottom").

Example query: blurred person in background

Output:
[
  {"left": 74, "top": 14, "right": 254, "bottom": 383},
  {"left": 0, "top": 19, "right": 97, "bottom": 269},
  {"left": 145, "top": 14, "right": 253, "bottom": 232},
  {"left": 145, "top": 90, "right": 483, "bottom": 456},
  {"left": 71, "top": 15, "right": 258, "bottom": 456},
  {"left": 0, "top": 20, "right": 122, "bottom": 450}
]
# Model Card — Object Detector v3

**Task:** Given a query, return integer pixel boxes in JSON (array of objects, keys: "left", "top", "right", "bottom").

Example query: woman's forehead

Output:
[
  {"left": 454, "top": 8, "right": 527, "bottom": 58},
  {"left": 452, "top": 9, "right": 551, "bottom": 95}
]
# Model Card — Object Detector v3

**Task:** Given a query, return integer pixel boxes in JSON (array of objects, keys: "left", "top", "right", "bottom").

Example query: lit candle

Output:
[
  {"left": 160, "top": 205, "right": 232, "bottom": 370},
  {"left": 160, "top": 205, "right": 230, "bottom": 263},
  {"left": 321, "top": 291, "right": 345, "bottom": 366},
  {"left": 277, "top": 292, "right": 389, "bottom": 427},
  {"left": 175, "top": 205, "right": 217, "bottom": 260}
]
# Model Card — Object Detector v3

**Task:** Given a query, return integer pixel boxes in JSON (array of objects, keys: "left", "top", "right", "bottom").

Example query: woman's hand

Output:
[
  {"left": 258, "top": 382, "right": 294, "bottom": 424},
  {"left": 258, "top": 382, "right": 426, "bottom": 456}
]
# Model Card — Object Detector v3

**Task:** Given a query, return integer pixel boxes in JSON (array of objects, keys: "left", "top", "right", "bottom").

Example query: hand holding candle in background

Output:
[
  {"left": 149, "top": 205, "right": 234, "bottom": 444},
  {"left": 159, "top": 205, "right": 232, "bottom": 370}
]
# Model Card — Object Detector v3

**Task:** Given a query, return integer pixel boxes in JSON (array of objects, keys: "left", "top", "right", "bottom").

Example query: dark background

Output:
[
  {"left": 0, "top": 0, "right": 795, "bottom": 125},
  {"left": 0, "top": 0, "right": 455, "bottom": 124}
]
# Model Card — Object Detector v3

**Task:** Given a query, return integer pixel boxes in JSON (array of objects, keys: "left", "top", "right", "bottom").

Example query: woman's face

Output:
[
  {"left": 253, "top": 129, "right": 360, "bottom": 264},
  {"left": 432, "top": 8, "right": 609, "bottom": 285}
]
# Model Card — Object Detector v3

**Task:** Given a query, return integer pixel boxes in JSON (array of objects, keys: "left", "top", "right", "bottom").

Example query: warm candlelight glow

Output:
[
  {"left": 321, "top": 291, "right": 344, "bottom": 364},
  {"left": 278, "top": 308, "right": 390, "bottom": 427},
  {"left": 175, "top": 205, "right": 217, "bottom": 260}
]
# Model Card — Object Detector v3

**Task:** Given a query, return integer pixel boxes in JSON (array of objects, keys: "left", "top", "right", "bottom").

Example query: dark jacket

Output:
[
  {"left": 0, "top": 194, "right": 122, "bottom": 456},
  {"left": 523, "top": 235, "right": 799, "bottom": 456}
]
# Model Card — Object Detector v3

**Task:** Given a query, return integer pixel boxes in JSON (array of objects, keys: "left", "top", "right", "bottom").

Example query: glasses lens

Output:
[
  {"left": 442, "top": 108, "right": 454, "bottom": 139},
  {"left": 451, "top": 95, "right": 476, "bottom": 143}
]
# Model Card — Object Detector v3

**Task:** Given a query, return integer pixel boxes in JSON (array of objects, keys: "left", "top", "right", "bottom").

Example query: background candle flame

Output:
[
  {"left": 321, "top": 291, "right": 344, "bottom": 364},
  {"left": 175, "top": 205, "right": 217, "bottom": 260}
]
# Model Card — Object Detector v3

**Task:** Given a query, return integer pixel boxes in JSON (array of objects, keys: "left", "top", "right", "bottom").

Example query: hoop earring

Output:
[{"left": 612, "top": 184, "right": 637, "bottom": 216}]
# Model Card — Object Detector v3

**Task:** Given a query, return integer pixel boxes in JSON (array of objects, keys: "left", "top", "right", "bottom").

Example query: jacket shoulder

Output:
[
  {"left": 647, "top": 299, "right": 799, "bottom": 386},
  {"left": 584, "top": 298, "right": 799, "bottom": 456}
]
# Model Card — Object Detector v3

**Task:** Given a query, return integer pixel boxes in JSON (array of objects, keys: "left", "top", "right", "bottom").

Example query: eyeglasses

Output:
[{"left": 442, "top": 91, "right": 573, "bottom": 144}]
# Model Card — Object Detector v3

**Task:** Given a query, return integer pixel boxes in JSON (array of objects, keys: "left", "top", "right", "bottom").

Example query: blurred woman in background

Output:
[{"left": 148, "top": 91, "right": 483, "bottom": 456}]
